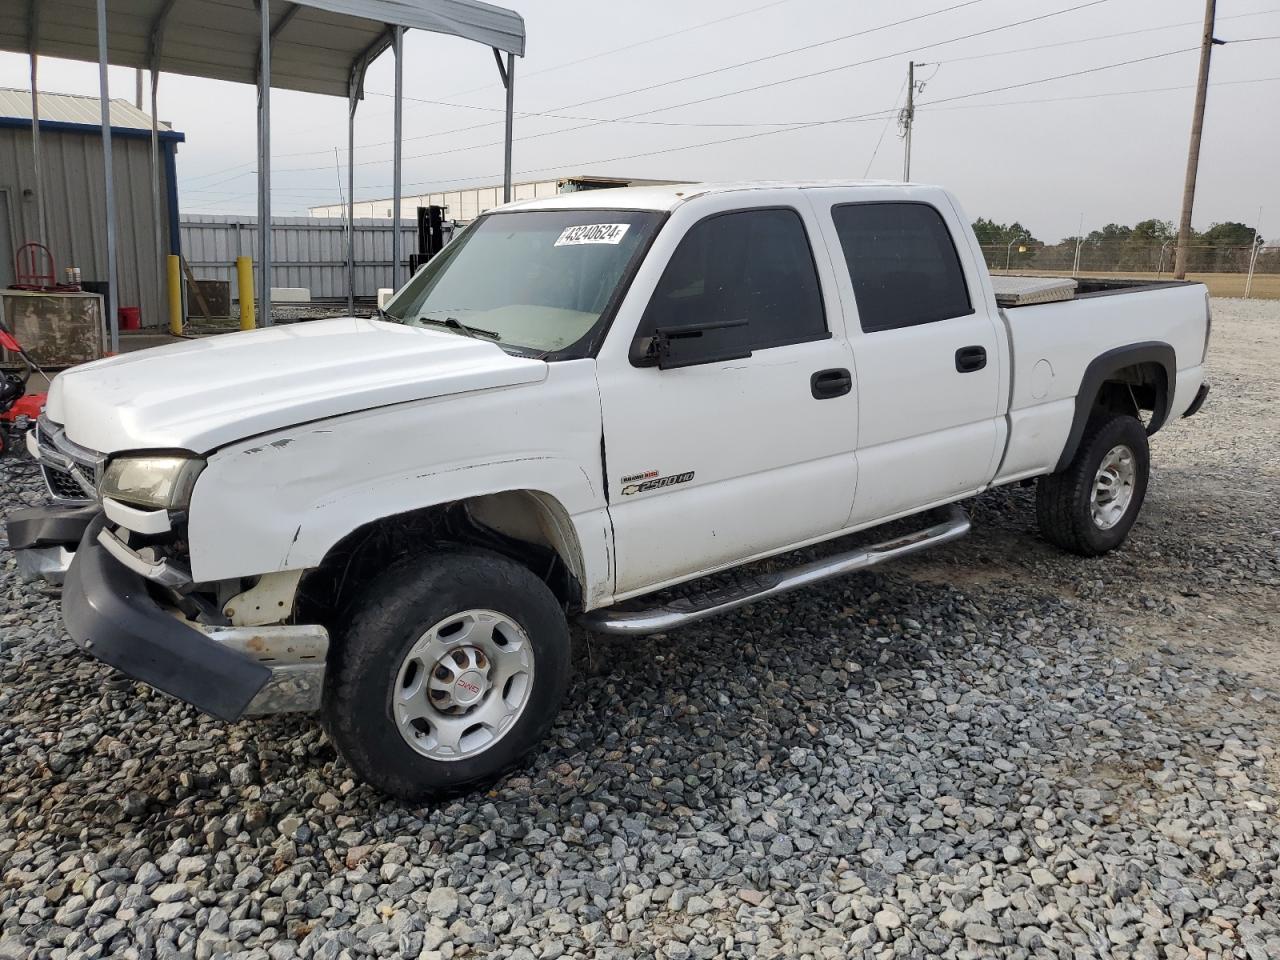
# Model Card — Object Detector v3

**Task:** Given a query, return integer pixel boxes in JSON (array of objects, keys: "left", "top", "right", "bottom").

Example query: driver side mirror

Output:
[{"left": 630, "top": 319, "right": 751, "bottom": 370}]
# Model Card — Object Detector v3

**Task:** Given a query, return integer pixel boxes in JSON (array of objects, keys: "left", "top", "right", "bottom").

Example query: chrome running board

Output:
[{"left": 580, "top": 505, "right": 970, "bottom": 637}]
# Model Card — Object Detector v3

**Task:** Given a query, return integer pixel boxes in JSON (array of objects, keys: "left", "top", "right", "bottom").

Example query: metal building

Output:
[
  {"left": 0, "top": 88, "right": 181, "bottom": 328},
  {"left": 309, "top": 174, "right": 684, "bottom": 224}
]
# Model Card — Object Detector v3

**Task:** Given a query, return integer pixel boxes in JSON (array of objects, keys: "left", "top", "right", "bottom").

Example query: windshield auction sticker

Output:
[{"left": 554, "top": 223, "right": 631, "bottom": 246}]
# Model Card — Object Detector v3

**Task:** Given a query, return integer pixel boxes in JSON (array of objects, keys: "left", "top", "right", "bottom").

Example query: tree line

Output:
[{"left": 972, "top": 218, "right": 1272, "bottom": 274}]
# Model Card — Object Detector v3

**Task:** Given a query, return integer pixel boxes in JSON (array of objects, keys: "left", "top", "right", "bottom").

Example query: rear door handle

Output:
[
  {"left": 955, "top": 345, "right": 987, "bottom": 373},
  {"left": 811, "top": 368, "right": 853, "bottom": 399}
]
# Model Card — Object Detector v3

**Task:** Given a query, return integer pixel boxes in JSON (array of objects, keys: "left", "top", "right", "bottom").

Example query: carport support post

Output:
[
  {"left": 28, "top": 54, "right": 48, "bottom": 249},
  {"left": 347, "top": 92, "right": 357, "bottom": 315},
  {"left": 258, "top": 0, "right": 273, "bottom": 326},
  {"left": 95, "top": 0, "right": 119, "bottom": 354},
  {"left": 150, "top": 69, "right": 175, "bottom": 334},
  {"left": 391, "top": 25, "right": 404, "bottom": 291},
  {"left": 503, "top": 52, "right": 514, "bottom": 202},
  {"left": 494, "top": 48, "right": 515, "bottom": 203}
]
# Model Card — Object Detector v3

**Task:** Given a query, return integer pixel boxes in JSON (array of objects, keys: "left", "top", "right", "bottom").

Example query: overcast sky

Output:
[{"left": 2, "top": 0, "right": 1277, "bottom": 241}]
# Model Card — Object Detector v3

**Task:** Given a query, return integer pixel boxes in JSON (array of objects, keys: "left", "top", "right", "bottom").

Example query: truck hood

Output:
[{"left": 45, "top": 317, "right": 548, "bottom": 453}]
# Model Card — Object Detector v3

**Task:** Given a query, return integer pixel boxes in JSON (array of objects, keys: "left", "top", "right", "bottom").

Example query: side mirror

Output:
[{"left": 631, "top": 319, "right": 751, "bottom": 370}]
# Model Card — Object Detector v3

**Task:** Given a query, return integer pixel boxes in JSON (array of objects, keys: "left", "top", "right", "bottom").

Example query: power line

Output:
[
  {"left": 864, "top": 76, "right": 909, "bottom": 178},
  {"left": 931, "top": 7, "right": 1280, "bottom": 63},
  {"left": 181, "top": 4, "right": 1280, "bottom": 187},
  {"left": 190, "top": 74, "right": 1265, "bottom": 195},
  {"left": 424, "top": 0, "right": 804, "bottom": 102},
  {"left": 353, "top": 0, "right": 1001, "bottom": 153},
  {"left": 190, "top": 70, "right": 1280, "bottom": 205},
  {"left": 181, "top": 0, "right": 991, "bottom": 182},
  {"left": 920, "top": 46, "right": 1200, "bottom": 108},
  {"left": 267, "top": 0, "right": 1109, "bottom": 176},
  {"left": 919, "top": 73, "right": 1280, "bottom": 111},
  {"left": 498, "top": 0, "right": 995, "bottom": 115},
  {"left": 382, "top": 45, "right": 1204, "bottom": 194}
]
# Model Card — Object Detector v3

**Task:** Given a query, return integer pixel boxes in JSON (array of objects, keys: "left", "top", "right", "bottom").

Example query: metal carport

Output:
[{"left": 1, "top": 0, "right": 525, "bottom": 349}]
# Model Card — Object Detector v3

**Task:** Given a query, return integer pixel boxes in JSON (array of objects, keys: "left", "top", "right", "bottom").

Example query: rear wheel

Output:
[
  {"left": 1036, "top": 414, "right": 1150, "bottom": 556},
  {"left": 322, "top": 548, "right": 570, "bottom": 800}
]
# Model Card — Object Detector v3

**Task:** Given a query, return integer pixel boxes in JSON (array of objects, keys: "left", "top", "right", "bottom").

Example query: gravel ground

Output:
[{"left": 1, "top": 298, "right": 1277, "bottom": 960}]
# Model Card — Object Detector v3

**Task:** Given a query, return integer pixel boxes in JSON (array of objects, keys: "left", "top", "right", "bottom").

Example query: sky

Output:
[{"left": 1, "top": 0, "right": 1277, "bottom": 242}]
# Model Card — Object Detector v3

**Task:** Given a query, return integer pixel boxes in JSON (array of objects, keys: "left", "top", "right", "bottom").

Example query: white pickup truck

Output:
[{"left": 8, "top": 181, "right": 1211, "bottom": 799}]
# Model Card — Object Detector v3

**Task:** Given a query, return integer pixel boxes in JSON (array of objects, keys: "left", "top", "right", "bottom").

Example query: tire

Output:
[
  {"left": 322, "top": 547, "right": 570, "bottom": 800},
  {"left": 1036, "top": 414, "right": 1150, "bottom": 557}
]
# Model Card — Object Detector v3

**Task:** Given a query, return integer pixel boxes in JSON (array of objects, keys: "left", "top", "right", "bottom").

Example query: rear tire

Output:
[
  {"left": 322, "top": 547, "right": 570, "bottom": 800},
  {"left": 1036, "top": 414, "right": 1150, "bottom": 557}
]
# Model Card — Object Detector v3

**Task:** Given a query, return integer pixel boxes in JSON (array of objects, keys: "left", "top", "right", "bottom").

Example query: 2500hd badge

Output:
[{"left": 622, "top": 471, "right": 695, "bottom": 495}]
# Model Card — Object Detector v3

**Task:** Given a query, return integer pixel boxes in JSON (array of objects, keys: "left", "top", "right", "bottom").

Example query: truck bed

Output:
[
  {"left": 992, "top": 278, "right": 1210, "bottom": 486},
  {"left": 992, "top": 274, "right": 1192, "bottom": 308}
]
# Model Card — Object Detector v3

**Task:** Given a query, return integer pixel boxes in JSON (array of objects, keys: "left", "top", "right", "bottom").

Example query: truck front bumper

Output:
[
  {"left": 6, "top": 503, "right": 98, "bottom": 584},
  {"left": 6, "top": 506, "right": 327, "bottom": 721}
]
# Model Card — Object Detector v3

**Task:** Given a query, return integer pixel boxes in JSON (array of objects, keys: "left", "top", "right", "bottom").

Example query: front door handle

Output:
[
  {"left": 955, "top": 345, "right": 987, "bottom": 373},
  {"left": 811, "top": 368, "right": 853, "bottom": 399}
]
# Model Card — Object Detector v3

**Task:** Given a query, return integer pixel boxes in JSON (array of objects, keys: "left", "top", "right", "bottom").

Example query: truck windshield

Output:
[{"left": 382, "top": 209, "right": 662, "bottom": 355}]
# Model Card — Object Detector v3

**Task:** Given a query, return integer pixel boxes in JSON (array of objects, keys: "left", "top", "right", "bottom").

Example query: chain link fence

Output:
[{"left": 977, "top": 240, "right": 1279, "bottom": 299}]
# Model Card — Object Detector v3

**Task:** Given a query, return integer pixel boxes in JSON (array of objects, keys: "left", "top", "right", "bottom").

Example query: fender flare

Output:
[{"left": 1055, "top": 341, "right": 1175, "bottom": 472}]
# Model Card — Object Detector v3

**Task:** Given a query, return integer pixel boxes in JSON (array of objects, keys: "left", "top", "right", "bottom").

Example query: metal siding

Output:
[
  {"left": 0, "top": 88, "right": 174, "bottom": 130},
  {"left": 0, "top": 125, "right": 171, "bottom": 329},
  {"left": 181, "top": 215, "right": 415, "bottom": 300}
]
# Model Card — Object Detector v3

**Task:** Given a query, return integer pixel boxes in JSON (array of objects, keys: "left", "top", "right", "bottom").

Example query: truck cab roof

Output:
[{"left": 498, "top": 179, "right": 917, "bottom": 215}]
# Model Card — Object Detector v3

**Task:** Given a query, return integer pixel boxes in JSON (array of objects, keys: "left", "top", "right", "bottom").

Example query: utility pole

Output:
[
  {"left": 135, "top": 68, "right": 143, "bottom": 110},
  {"left": 1174, "top": 0, "right": 1220, "bottom": 279},
  {"left": 901, "top": 61, "right": 915, "bottom": 181}
]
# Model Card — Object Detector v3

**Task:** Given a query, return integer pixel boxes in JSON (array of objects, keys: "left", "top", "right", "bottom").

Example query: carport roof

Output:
[{"left": 2, "top": 0, "right": 525, "bottom": 99}]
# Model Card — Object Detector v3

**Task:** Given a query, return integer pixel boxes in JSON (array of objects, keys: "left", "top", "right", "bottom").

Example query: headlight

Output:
[{"left": 100, "top": 455, "right": 206, "bottom": 511}]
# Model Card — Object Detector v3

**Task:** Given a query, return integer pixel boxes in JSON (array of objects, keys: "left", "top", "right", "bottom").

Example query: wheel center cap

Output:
[{"left": 453, "top": 670, "right": 486, "bottom": 706}]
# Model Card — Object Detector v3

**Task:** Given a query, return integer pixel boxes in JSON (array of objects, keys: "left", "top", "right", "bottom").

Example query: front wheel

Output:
[
  {"left": 322, "top": 548, "right": 570, "bottom": 800},
  {"left": 1036, "top": 414, "right": 1150, "bottom": 556}
]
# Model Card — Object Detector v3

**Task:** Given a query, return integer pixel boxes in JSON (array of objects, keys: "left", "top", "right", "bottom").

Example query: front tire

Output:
[
  {"left": 1036, "top": 414, "right": 1150, "bottom": 556},
  {"left": 322, "top": 548, "right": 570, "bottom": 800}
]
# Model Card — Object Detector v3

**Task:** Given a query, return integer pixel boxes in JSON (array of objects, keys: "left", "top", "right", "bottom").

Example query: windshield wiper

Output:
[{"left": 418, "top": 315, "right": 501, "bottom": 341}]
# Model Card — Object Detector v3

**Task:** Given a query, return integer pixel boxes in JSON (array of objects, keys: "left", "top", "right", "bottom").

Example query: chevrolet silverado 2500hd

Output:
[{"left": 7, "top": 182, "right": 1211, "bottom": 799}]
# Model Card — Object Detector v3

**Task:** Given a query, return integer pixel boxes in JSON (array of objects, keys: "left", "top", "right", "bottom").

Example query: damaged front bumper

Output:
[
  {"left": 7, "top": 503, "right": 98, "bottom": 584},
  {"left": 5, "top": 506, "right": 327, "bottom": 720}
]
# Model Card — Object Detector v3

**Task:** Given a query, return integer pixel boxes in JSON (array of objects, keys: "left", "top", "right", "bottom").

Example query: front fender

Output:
[{"left": 186, "top": 364, "right": 612, "bottom": 603}]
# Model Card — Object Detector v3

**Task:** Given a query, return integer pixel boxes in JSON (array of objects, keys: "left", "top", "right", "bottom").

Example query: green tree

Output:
[
  {"left": 1087, "top": 223, "right": 1132, "bottom": 242},
  {"left": 1130, "top": 219, "right": 1174, "bottom": 243},
  {"left": 1187, "top": 221, "right": 1263, "bottom": 272},
  {"left": 1199, "top": 221, "right": 1262, "bottom": 246},
  {"left": 971, "top": 219, "right": 1039, "bottom": 270}
]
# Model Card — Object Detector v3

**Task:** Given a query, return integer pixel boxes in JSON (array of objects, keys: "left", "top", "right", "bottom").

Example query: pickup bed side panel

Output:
[
  {"left": 187, "top": 361, "right": 613, "bottom": 606},
  {"left": 994, "top": 284, "right": 1207, "bottom": 484}
]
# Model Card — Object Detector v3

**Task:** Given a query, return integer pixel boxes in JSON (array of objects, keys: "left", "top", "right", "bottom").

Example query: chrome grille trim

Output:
[{"left": 35, "top": 416, "right": 104, "bottom": 504}]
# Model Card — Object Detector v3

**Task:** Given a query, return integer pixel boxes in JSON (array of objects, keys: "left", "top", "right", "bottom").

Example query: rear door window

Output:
[
  {"left": 640, "top": 207, "right": 827, "bottom": 353},
  {"left": 831, "top": 202, "right": 973, "bottom": 333}
]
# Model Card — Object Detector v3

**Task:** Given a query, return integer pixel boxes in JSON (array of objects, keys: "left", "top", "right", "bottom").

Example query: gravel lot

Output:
[{"left": 1, "top": 298, "right": 1277, "bottom": 960}]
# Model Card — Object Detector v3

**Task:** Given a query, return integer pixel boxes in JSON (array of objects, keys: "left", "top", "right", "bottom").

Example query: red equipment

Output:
[
  {"left": 0, "top": 320, "right": 47, "bottom": 456},
  {"left": 12, "top": 242, "right": 57, "bottom": 290}
]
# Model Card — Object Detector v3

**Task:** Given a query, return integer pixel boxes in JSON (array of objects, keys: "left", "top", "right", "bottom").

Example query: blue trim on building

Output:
[
  {"left": 0, "top": 116, "right": 185, "bottom": 143},
  {"left": 164, "top": 140, "right": 182, "bottom": 257}
]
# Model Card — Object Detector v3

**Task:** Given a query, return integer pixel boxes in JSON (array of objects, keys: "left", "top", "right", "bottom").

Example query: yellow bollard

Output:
[
  {"left": 167, "top": 255, "right": 183, "bottom": 336},
  {"left": 236, "top": 256, "right": 256, "bottom": 330}
]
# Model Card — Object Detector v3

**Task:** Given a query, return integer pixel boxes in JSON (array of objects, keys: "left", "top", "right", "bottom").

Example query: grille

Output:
[{"left": 43, "top": 464, "right": 89, "bottom": 501}]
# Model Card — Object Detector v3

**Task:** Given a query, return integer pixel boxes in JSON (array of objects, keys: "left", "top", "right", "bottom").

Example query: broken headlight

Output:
[{"left": 100, "top": 455, "right": 206, "bottom": 511}]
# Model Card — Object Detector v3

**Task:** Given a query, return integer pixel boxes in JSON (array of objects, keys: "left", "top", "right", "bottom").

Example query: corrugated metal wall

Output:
[
  {"left": 0, "top": 124, "right": 173, "bottom": 326},
  {"left": 181, "top": 215, "right": 417, "bottom": 300}
]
